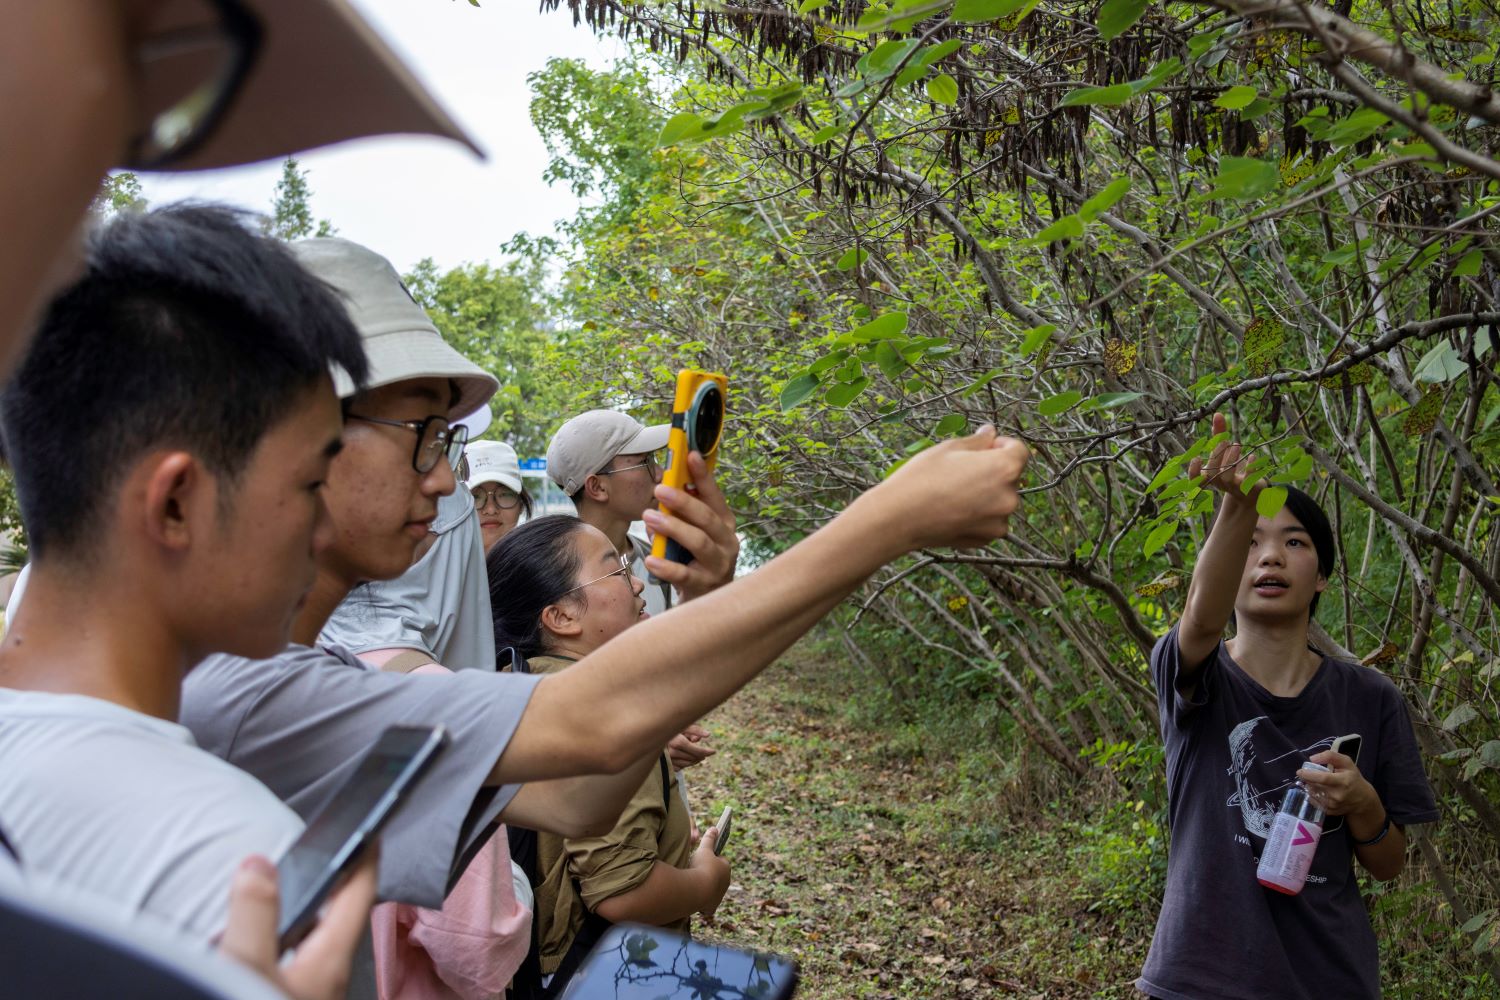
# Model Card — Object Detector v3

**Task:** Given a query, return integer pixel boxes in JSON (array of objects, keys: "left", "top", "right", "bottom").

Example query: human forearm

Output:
[
  {"left": 497, "top": 751, "right": 659, "bottom": 837},
  {"left": 1350, "top": 805, "right": 1407, "bottom": 881},
  {"left": 591, "top": 859, "right": 726, "bottom": 926},
  {"left": 499, "top": 497, "right": 903, "bottom": 779},
  {"left": 1180, "top": 501, "right": 1258, "bottom": 655}
]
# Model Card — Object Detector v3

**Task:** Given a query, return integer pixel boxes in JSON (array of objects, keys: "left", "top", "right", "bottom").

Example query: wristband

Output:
[{"left": 1353, "top": 815, "right": 1391, "bottom": 846}]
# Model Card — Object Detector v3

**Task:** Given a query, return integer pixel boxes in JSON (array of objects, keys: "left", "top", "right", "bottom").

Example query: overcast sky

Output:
[{"left": 136, "top": 1, "right": 625, "bottom": 274}]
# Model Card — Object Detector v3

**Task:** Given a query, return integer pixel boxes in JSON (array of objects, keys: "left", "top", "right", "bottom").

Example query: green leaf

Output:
[
  {"left": 812, "top": 124, "right": 843, "bottom": 144},
  {"left": 1324, "top": 107, "right": 1389, "bottom": 147},
  {"left": 1079, "top": 177, "right": 1131, "bottom": 222},
  {"left": 825, "top": 376, "right": 871, "bottom": 407},
  {"left": 875, "top": 341, "right": 909, "bottom": 379},
  {"left": 1413, "top": 342, "right": 1466, "bottom": 383},
  {"left": 1081, "top": 390, "right": 1145, "bottom": 411},
  {"left": 1096, "top": 0, "right": 1148, "bottom": 40},
  {"left": 1020, "top": 323, "right": 1056, "bottom": 356},
  {"left": 797, "top": 0, "right": 831, "bottom": 11},
  {"left": 836, "top": 246, "right": 870, "bottom": 271},
  {"left": 1214, "top": 85, "right": 1258, "bottom": 110},
  {"left": 1209, "top": 156, "right": 1280, "bottom": 200},
  {"left": 1256, "top": 485, "right": 1288, "bottom": 518},
  {"left": 926, "top": 73, "right": 959, "bottom": 105},
  {"left": 1148, "top": 455, "right": 1186, "bottom": 493},
  {"left": 808, "top": 350, "right": 850, "bottom": 375},
  {"left": 862, "top": 39, "right": 922, "bottom": 77},
  {"left": 1060, "top": 84, "right": 1134, "bottom": 107},
  {"left": 1143, "top": 519, "right": 1178, "bottom": 557},
  {"left": 951, "top": 0, "right": 1028, "bottom": 23},
  {"left": 1442, "top": 702, "right": 1479, "bottom": 731},
  {"left": 1459, "top": 911, "right": 1494, "bottom": 935},
  {"left": 1031, "top": 214, "right": 1083, "bottom": 243},
  {"left": 1454, "top": 249, "right": 1483, "bottom": 277},
  {"left": 1038, "top": 389, "right": 1083, "bottom": 415},
  {"left": 935, "top": 413, "right": 968, "bottom": 435},
  {"left": 851, "top": 312, "right": 910, "bottom": 341},
  {"left": 1129, "top": 58, "right": 1183, "bottom": 95},
  {"left": 656, "top": 112, "right": 703, "bottom": 147},
  {"left": 779, "top": 373, "right": 820, "bottom": 412},
  {"left": 1479, "top": 740, "right": 1500, "bottom": 768},
  {"left": 915, "top": 38, "right": 964, "bottom": 67}
]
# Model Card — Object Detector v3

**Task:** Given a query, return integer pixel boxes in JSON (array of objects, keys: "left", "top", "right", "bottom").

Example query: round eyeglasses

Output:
[
  {"left": 597, "top": 453, "right": 662, "bottom": 482},
  {"left": 347, "top": 413, "right": 468, "bottom": 474},
  {"left": 471, "top": 485, "right": 521, "bottom": 511}
]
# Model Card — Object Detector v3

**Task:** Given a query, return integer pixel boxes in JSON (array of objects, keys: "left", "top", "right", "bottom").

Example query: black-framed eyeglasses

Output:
[
  {"left": 559, "top": 552, "right": 634, "bottom": 598},
  {"left": 347, "top": 413, "right": 468, "bottom": 474},
  {"left": 124, "top": 0, "right": 265, "bottom": 169},
  {"left": 597, "top": 453, "right": 662, "bottom": 482},
  {"left": 471, "top": 485, "right": 521, "bottom": 511}
]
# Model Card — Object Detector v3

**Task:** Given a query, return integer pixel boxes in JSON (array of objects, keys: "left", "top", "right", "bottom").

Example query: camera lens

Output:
[{"left": 690, "top": 382, "right": 724, "bottom": 455}]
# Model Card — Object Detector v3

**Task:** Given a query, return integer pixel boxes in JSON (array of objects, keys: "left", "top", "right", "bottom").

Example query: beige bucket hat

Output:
[
  {"left": 142, "top": 0, "right": 481, "bottom": 171},
  {"left": 292, "top": 237, "right": 499, "bottom": 418}
]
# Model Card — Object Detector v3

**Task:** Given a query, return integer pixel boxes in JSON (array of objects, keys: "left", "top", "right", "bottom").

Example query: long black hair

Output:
[{"left": 486, "top": 514, "right": 591, "bottom": 661}]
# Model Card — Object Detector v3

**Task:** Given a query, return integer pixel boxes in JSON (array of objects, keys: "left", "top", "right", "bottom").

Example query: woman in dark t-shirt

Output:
[{"left": 1137, "top": 414, "right": 1437, "bottom": 1000}]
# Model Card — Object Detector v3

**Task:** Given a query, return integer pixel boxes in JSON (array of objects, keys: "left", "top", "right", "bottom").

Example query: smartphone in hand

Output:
[
  {"left": 1331, "top": 733, "right": 1362, "bottom": 765},
  {"left": 710, "top": 806, "right": 733, "bottom": 856},
  {"left": 276, "top": 725, "right": 448, "bottom": 950},
  {"left": 651, "top": 369, "right": 728, "bottom": 565}
]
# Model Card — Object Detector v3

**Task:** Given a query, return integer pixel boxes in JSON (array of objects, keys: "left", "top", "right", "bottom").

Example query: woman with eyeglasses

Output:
[
  {"left": 463, "top": 441, "right": 534, "bottom": 551},
  {"left": 487, "top": 516, "right": 731, "bottom": 997}
]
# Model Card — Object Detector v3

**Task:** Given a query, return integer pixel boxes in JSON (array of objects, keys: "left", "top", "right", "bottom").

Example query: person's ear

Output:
[
  {"left": 582, "top": 472, "right": 609, "bottom": 504},
  {"left": 539, "top": 599, "right": 584, "bottom": 640},
  {"left": 139, "top": 451, "right": 208, "bottom": 552},
  {"left": 1314, "top": 573, "right": 1328, "bottom": 594}
]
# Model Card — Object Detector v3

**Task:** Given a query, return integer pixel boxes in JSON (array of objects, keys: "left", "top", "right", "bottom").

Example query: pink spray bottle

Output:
[{"left": 1256, "top": 762, "right": 1330, "bottom": 895}]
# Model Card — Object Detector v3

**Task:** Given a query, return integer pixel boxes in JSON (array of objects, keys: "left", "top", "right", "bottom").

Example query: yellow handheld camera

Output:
[{"left": 651, "top": 369, "right": 728, "bottom": 564}]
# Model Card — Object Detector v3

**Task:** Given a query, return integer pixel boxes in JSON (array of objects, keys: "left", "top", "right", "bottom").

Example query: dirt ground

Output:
[{"left": 688, "top": 643, "right": 1150, "bottom": 999}]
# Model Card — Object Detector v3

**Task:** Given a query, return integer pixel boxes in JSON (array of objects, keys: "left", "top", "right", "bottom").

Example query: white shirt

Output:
[{"left": 0, "top": 688, "right": 303, "bottom": 941}]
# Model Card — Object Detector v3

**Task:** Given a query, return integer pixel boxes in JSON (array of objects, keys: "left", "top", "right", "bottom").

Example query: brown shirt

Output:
[{"left": 527, "top": 655, "right": 695, "bottom": 974}]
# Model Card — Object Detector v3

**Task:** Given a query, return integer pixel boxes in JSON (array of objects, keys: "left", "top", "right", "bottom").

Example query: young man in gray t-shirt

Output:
[{"left": 1138, "top": 415, "right": 1437, "bottom": 1000}]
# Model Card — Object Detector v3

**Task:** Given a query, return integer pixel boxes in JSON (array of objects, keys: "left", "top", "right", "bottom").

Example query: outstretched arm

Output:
[
  {"left": 491, "top": 427, "right": 1028, "bottom": 783},
  {"left": 1178, "top": 413, "right": 1263, "bottom": 674}
]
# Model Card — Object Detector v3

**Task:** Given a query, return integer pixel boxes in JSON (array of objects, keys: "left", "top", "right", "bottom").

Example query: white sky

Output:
[{"left": 136, "top": 0, "right": 625, "bottom": 274}]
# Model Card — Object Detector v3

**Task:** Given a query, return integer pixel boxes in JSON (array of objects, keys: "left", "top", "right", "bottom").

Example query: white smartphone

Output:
[
  {"left": 711, "top": 806, "right": 733, "bottom": 856},
  {"left": 1331, "top": 733, "right": 1363, "bottom": 765}
]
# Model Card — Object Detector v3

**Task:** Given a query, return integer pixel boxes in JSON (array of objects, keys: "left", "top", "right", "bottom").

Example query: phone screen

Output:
[
  {"left": 558, "top": 923, "right": 797, "bottom": 1000},
  {"left": 276, "top": 725, "right": 447, "bottom": 948}
]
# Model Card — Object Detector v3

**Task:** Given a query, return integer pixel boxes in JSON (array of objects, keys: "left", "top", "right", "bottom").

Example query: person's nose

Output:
[
  {"left": 630, "top": 571, "right": 645, "bottom": 596},
  {"left": 311, "top": 489, "right": 337, "bottom": 557},
  {"left": 424, "top": 454, "right": 457, "bottom": 498}
]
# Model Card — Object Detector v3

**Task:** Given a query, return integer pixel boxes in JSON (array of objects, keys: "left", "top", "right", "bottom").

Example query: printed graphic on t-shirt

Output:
[{"left": 1226, "top": 717, "right": 1343, "bottom": 840}]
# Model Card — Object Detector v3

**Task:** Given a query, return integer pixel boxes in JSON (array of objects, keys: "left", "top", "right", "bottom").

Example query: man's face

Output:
[
  {"left": 597, "top": 450, "right": 662, "bottom": 523},
  {"left": 1234, "top": 505, "right": 1326, "bottom": 624},
  {"left": 321, "top": 377, "right": 458, "bottom": 585},
  {"left": 182, "top": 376, "right": 344, "bottom": 659}
]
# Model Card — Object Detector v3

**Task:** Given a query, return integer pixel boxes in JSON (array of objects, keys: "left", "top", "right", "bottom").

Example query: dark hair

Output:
[
  {"left": 0, "top": 204, "right": 369, "bottom": 561},
  {"left": 487, "top": 514, "right": 591, "bottom": 660},
  {"left": 1279, "top": 484, "right": 1336, "bottom": 617},
  {"left": 517, "top": 487, "right": 535, "bottom": 520}
]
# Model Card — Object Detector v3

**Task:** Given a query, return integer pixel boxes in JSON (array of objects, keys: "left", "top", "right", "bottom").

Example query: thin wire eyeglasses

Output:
[
  {"left": 471, "top": 485, "right": 521, "bottom": 510},
  {"left": 346, "top": 414, "right": 468, "bottom": 474},
  {"left": 559, "top": 552, "right": 634, "bottom": 597},
  {"left": 596, "top": 453, "right": 661, "bottom": 482}
]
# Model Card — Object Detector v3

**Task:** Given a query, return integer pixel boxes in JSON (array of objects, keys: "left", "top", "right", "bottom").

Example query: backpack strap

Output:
[{"left": 380, "top": 650, "right": 437, "bottom": 674}]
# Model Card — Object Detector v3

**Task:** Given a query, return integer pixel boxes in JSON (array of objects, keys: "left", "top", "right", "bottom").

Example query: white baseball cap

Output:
[
  {"left": 291, "top": 237, "right": 498, "bottom": 418},
  {"left": 546, "top": 410, "right": 670, "bottom": 494},
  {"left": 465, "top": 441, "right": 523, "bottom": 494}
]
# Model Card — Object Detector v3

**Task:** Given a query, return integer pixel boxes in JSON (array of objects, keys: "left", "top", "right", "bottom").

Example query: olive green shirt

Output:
[{"left": 526, "top": 655, "right": 694, "bottom": 974}]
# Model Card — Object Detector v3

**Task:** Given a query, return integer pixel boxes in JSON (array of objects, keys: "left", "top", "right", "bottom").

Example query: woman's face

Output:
[
  {"left": 552, "top": 524, "right": 647, "bottom": 655},
  {"left": 473, "top": 482, "right": 523, "bottom": 550}
]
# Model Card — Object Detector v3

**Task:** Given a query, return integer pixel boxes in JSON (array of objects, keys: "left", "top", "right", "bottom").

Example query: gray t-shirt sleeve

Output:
[{"left": 182, "top": 647, "right": 542, "bottom": 908}]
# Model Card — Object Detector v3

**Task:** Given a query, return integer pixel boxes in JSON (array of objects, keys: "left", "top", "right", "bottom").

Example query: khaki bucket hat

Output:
[
  {"left": 137, "top": 0, "right": 480, "bottom": 171},
  {"left": 292, "top": 237, "right": 499, "bottom": 419}
]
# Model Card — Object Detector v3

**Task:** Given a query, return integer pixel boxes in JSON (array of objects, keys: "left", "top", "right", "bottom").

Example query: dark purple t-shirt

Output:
[{"left": 1137, "top": 627, "right": 1438, "bottom": 1000}]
